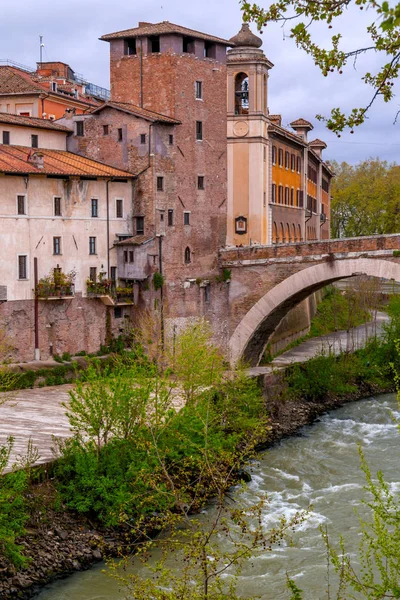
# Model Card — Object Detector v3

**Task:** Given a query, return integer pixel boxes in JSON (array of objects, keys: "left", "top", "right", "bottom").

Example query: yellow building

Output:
[{"left": 226, "top": 24, "right": 333, "bottom": 246}]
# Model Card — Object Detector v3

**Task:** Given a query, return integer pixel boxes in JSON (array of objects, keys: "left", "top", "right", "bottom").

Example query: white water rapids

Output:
[{"left": 36, "top": 392, "right": 400, "bottom": 599}]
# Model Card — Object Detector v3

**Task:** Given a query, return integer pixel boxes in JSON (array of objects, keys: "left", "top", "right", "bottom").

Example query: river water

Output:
[{"left": 36, "top": 393, "right": 400, "bottom": 599}]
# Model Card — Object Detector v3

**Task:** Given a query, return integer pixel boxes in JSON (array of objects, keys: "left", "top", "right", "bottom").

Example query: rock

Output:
[
  {"left": 71, "top": 560, "right": 81, "bottom": 571},
  {"left": 55, "top": 528, "right": 68, "bottom": 540},
  {"left": 92, "top": 549, "right": 102, "bottom": 560}
]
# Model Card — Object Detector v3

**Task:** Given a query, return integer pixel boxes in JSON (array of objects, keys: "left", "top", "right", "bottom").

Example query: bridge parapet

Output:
[{"left": 220, "top": 234, "right": 400, "bottom": 266}]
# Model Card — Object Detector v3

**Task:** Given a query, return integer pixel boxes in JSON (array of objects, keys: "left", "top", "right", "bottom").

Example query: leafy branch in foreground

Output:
[{"left": 241, "top": 0, "right": 400, "bottom": 134}]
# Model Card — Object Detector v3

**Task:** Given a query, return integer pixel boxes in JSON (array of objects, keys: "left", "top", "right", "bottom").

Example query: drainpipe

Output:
[
  {"left": 106, "top": 179, "right": 113, "bottom": 278},
  {"left": 157, "top": 233, "right": 164, "bottom": 349},
  {"left": 34, "top": 257, "right": 40, "bottom": 360}
]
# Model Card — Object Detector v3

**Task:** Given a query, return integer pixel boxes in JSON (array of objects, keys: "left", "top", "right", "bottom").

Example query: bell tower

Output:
[{"left": 226, "top": 24, "right": 273, "bottom": 245}]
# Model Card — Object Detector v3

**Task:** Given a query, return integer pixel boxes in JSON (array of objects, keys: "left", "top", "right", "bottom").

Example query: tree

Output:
[
  {"left": 330, "top": 159, "right": 400, "bottom": 237},
  {"left": 241, "top": 0, "right": 400, "bottom": 134}
]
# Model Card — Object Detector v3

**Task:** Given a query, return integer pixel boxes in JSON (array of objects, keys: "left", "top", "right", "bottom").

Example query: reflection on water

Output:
[{"left": 36, "top": 393, "right": 400, "bottom": 600}]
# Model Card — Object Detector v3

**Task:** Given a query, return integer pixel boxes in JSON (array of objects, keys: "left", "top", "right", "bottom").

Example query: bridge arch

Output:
[{"left": 229, "top": 258, "right": 400, "bottom": 366}]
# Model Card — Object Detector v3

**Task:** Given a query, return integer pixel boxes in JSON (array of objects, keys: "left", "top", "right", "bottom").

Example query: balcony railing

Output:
[
  {"left": 36, "top": 283, "right": 75, "bottom": 300},
  {"left": 86, "top": 282, "right": 134, "bottom": 305}
]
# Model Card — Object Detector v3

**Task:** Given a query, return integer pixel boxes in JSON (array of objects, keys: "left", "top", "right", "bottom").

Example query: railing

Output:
[
  {"left": 87, "top": 282, "right": 134, "bottom": 304},
  {"left": 36, "top": 283, "right": 75, "bottom": 299},
  {"left": 85, "top": 83, "right": 111, "bottom": 101},
  {"left": 0, "top": 59, "right": 34, "bottom": 73}
]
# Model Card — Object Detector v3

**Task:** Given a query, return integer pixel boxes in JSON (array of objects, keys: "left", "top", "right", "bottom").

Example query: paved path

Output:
[{"left": 0, "top": 313, "right": 389, "bottom": 469}]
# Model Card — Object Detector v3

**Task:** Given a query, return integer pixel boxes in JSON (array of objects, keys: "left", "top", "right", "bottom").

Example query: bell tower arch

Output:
[{"left": 227, "top": 24, "right": 273, "bottom": 246}]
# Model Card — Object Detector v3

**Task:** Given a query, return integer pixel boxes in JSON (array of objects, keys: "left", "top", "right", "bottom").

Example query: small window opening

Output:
[
  {"left": 184, "top": 247, "right": 191, "bottom": 264},
  {"left": 140, "top": 133, "right": 146, "bottom": 144},
  {"left": 2, "top": 131, "right": 10, "bottom": 145},
  {"left": 124, "top": 250, "right": 128, "bottom": 263},
  {"left": 129, "top": 250, "right": 134, "bottom": 263},
  {"left": 103, "top": 125, "right": 109, "bottom": 135},
  {"left": 195, "top": 81, "right": 203, "bottom": 99},
  {"left": 136, "top": 216, "right": 144, "bottom": 235},
  {"left": 168, "top": 209, "right": 174, "bottom": 226},
  {"left": 183, "top": 36, "right": 195, "bottom": 53},
  {"left": 89, "top": 236, "right": 96, "bottom": 255},
  {"left": 76, "top": 121, "right": 84, "bottom": 136},
  {"left": 184, "top": 212, "right": 190, "bottom": 226},
  {"left": 18, "top": 255, "right": 27, "bottom": 280},
  {"left": 126, "top": 39, "right": 137, "bottom": 55},
  {"left": 117, "top": 128, "right": 123, "bottom": 142},
  {"left": 196, "top": 121, "right": 203, "bottom": 141},
  {"left": 235, "top": 73, "right": 249, "bottom": 115},
  {"left": 150, "top": 36, "right": 160, "bottom": 53},
  {"left": 204, "top": 41, "right": 215, "bottom": 58},
  {"left": 91, "top": 198, "right": 98, "bottom": 218},
  {"left": 89, "top": 267, "right": 97, "bottom": 282},
  {"left": 54, "top": 197, "right": 62, "bottom": 216},
  {"left": 197, "top": 176, "right": 204, "bottom": 190},
  {"left": 114, "top": 306, "right": 123, "bottom": 318},
  {"left": 31, "top": 134, "right": 38, "bottom": 148},
  {"left": 17, "top": 195, "right": 26, "bottom": 215},
  {"left": 116, "top": 198, "right": 123, "bottom": 218},
  {"left": 169, "top": 134, "right": 174, "bottom": 145},
  {"left": 157, "top": 176, "right": 164, "bottom": 191},
  {"left": 53, "top": 236, "right": 61, "bottom": 255}
]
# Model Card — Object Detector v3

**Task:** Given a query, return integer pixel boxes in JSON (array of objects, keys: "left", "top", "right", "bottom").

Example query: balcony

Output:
[
  {"left": 35, "top": 270, "right": 75, "bottom": 300},
  {"left": 86, "top": 281, "right": 135, "bottom": 306}
]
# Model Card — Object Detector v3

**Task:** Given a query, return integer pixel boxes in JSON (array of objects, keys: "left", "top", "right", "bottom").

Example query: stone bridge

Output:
[{"left": 219, "top": 234, "right": 400, "bottom": 366}]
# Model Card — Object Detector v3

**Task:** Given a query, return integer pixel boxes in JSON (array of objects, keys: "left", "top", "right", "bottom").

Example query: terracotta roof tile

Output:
[
  {"left": 269, "top": 123, "right": 308, "bottom": 147},
  {"left": 309, "top": 138, "right": 327, "bottom": 148},
  {"left": 290, "top": 118, "right": 314, "bottom": 130},
  {"left": 114, "top": 234, "right": 155, "bottom": 246},
  {"left": 0, "top": 145, "right": 135, "bottom": 177},
  {"left": 100, "top": 21, "right": 232, "bottom": 46},
  {"left": 0, "top": 66, "right": 99, "bottom": 107},
  {"left": 91, "top": 101, "right": 180, "bottom": 124},
  {"left": 0, "top": 112, "right": 72, "bottom": 132}
]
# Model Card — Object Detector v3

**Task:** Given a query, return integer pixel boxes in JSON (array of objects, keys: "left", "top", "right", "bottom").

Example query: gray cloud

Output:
[{"left": 1, "top": 0, "right": 397, "bottom": 164}]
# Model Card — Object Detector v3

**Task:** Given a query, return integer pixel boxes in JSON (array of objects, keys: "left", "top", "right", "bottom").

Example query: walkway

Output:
[{"left": 0, "top": 312, "right": 389, "bottom": 469}]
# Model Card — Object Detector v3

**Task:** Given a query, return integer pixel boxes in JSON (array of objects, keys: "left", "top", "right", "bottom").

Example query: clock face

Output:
[{"left": 233, "top": 121, "right": 249, "bottom": 137}]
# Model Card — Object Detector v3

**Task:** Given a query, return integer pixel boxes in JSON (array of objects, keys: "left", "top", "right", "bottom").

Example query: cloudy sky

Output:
[{"left": 1, "top": 0, "right": 398, "bottom": 164}]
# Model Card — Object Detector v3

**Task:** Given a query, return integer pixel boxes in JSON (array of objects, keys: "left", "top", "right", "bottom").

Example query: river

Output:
[{"left": 36, "top": 392, "right": 400, "bottom": 599}]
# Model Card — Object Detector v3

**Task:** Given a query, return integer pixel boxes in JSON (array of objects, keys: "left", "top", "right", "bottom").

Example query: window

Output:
[
  {"left": 53, "top": 236, "right": 61, "bottom": 255},
  {"left": 54, "top": 196, "right": 62, "bottom": 216},
  {"left": 125, "top": 39, "right": 137, "bottom": 55},
  {"left": 2, "top": 131, "right": 10, "bottom": 145},
  {"left": 89, "top": 267, "right": 97, "bottom": 282},
  {"left": 278, "top": 148, "right": 283, "bottom": 167},
  {"left": 183, "top": 36, "right": 195, "bottom": 53},
  {"left": 197, "top": 176, "right": 204, "bottom": 190},
  {"left": 117, "top": 128, "right": 123, "bottom": 142},
  {"left": 184, "top": 247, "right": 191, "bottom": 264},
  {"left": 31, "top": 134, "right": 38, "bottom": 148},
  {"left": 204, "top": 284, "right": 210, "bottom": 303},
  {"left": 110, "top": 266, "right": 117, "bottom": 283},
  {"left": 129, "top": 250, "right": 134, "bottom": 263},
  {"left": 297, "top": 156, "right": 301, "bottom": 173},
  {"left": 17, "top": 195, "right": 26, "bottom": 215},
  {"left": 291, "top": 153, "right": 295, "bottom": 171},
  {"left": 91, "top": 198, "right": 98, "bottom": 218},
  {"left": 195, "top": 81, "right": 203, "bottom": 100},
  {"left": 140, "top": 133, "right": 146, "bottom": 144},
  {"left": 271, "top": 183, "right": 276, "bottom": 203},
  {"left": 160, "top": 212, "right": 164, "bottom": 222},
  {"left": 114, "top": 306, "right": 123, "bottom": 319},
  {"left": 322, "top": 178, "right": 329, "bottom": 193},
  {"left": 184, "top": 212, "right": 190, "bottom": 226},
  {"left": 51, "top": 81, "right": 57, "bottom": 92},
  {"left": 136, "top": 216, "right": 144, "bottom": 235},
  {"left": 272, "top": 145, "right": 277, "bottom": 165},
  {"left": 278, "top": 185, "right": 283, "bottom": 204},
  {"left": 157, "top": 176, "right": 164, "bottom": 191},
  {"left": 103, "top": 125, "right": 109, "bottom": 136},
  {"left": 116, "top": 198, "right": 123, "bottom": 218},
  {"left": 18, "top": 255, "right": 27, "bottom": 280},
  {"left": 285, "top": 151, "right": 290, "bottom": 169},
  {"left": 290, "top": 188, "right": 294, "bottom": 206},
  {"left": 76, "top": 121, "right": 84, "bottom": 136},
  {"left": 123, "top": 250, "right": 128, "bottom": 263},
  {"left": 234, "top": 72, "right": 249, "bottom": 115},
  {"left": 299, "top": 190, "right": 304, "bottom": 208},
  {"left": 89, "top": 236, "right": 96, "bottom": 255},
  {"left": 169, "top": 134, "right": 174, "bottom": 145},
  {"left": 168, "top": 209, "right": 174, "bottom": 226},
  {"left": 296, "top": 189, "right": 300, "bottom": 206},
  {"left": 150, "top": 36, "right": 160, "bottom": 53},
  {"left": 196, "top": 121, "right": 203, "bottom": 141},
  {"left": 204, "top": 41, "right": 215, "bottom": 58},
  {"left": 285, "top": 187, "right": 289, "bottom": 205}
]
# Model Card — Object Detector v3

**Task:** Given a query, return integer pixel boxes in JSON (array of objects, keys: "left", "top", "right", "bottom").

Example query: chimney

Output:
[
  {"left": 28, "top": 151, "right": 45, "bottom": 169},
  {"left": 138, "top": 22, "right": 153, "bottom": 27}
]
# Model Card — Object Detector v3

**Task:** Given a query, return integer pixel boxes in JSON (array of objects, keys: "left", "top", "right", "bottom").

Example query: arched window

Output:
[
  {"left": 184, "top": 247, "right": 191, "bottom": 264},
  {"left": 272, "top": 222, "right": 278, "bottom": 243},
  {"left": 235, "top": 72, "right": 249, "bottom": 115},
  {"left": 298, "top": 224, "right": 302, "bottom": 241},
  {"left": 286, "top": 223, "right": 291, "bottom": 243},
  {"left": 279, "top": 223, "right": 284, "bottom": 243},
  {"left": 292, "top": 223, "right": 296, "bottom": 241},
  {"left": 264, "top": 74, "right": 267, "bottom": 114}
]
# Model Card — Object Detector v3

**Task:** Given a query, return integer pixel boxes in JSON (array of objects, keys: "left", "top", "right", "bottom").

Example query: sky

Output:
[{"left": 1, "top": 0, "right": 398, "bottom": 164}]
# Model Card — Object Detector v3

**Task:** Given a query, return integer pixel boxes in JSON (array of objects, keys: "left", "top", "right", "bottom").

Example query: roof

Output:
[
  {"left": 0, "top": 112, "right": 72, "bottom": 132},
  {"left": 114, "top": 235, "right": 155, "bottom": 246},
  {"left": 91, "top": 101, "right": 180, "bottom": 124},
  {"left": 0, "top": 66, "right": 99, "bottom": 107},
  {"left": 0, "top": 145, "right": 135, "bottom": 177},
  {"left": 309, "top": 138, "right": 327, "bottom": 148},
  {"left": 269, "top": 123, "right": 308, "bottom": 148},
  {"left": 268, "top": 114, "right": 282, "bottom": 125},
  {"left": 100, "top": 21, "right": 233, "bottom": 46},
  {"left": 290, "top": 118, "right": 314, "bottom": 130}
]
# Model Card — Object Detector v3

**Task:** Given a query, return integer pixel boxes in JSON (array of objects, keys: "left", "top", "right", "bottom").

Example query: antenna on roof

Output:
[{"left": 39, "top": 35, "right": 44, "bottom": 64}]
